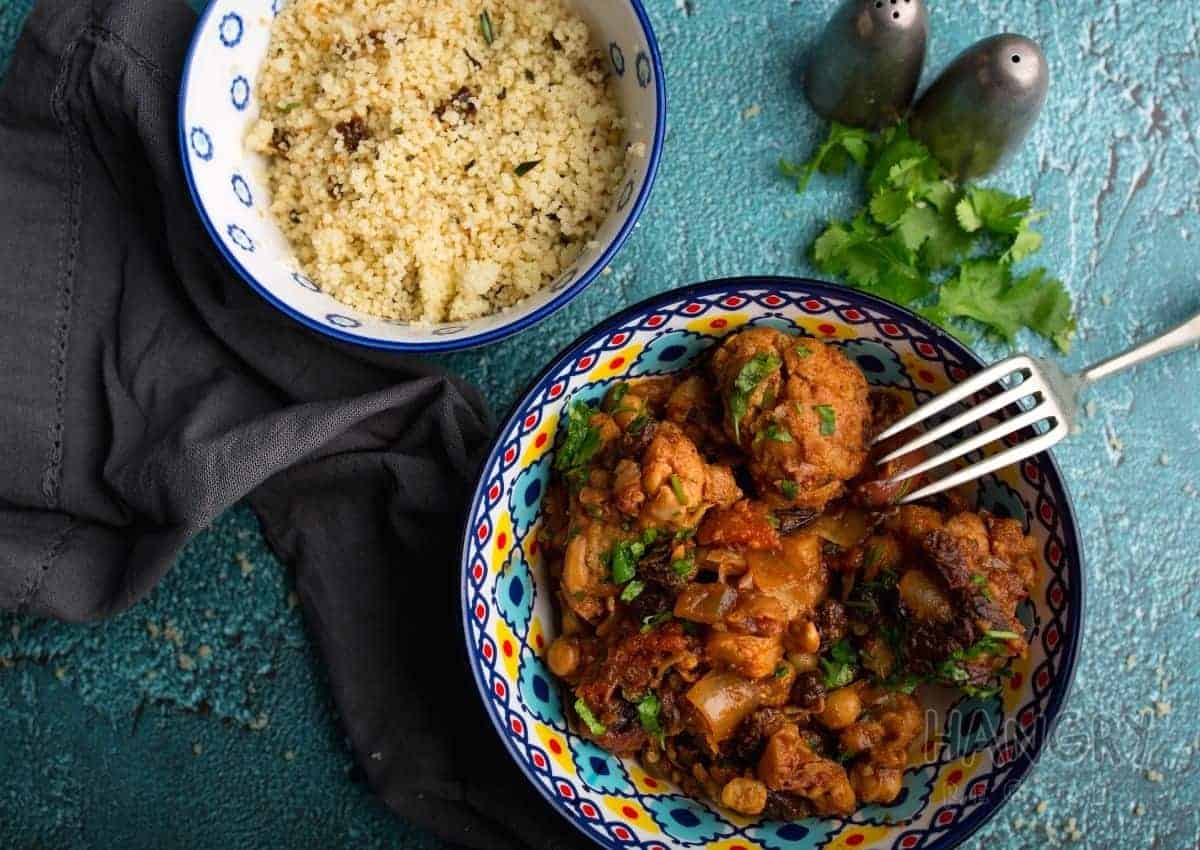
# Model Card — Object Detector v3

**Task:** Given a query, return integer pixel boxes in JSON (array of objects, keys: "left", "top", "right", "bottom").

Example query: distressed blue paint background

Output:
[{"left": 1, "top": 0, "right": 1198, "bottom": 847}]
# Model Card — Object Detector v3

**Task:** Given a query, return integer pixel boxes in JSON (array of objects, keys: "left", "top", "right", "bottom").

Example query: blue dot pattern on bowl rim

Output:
[
  {"left": 461, "top": 279, "right": 1083, "bottom": 850},
  {"left": 178, "top": 0, "right": 666, "bottom": 352}
]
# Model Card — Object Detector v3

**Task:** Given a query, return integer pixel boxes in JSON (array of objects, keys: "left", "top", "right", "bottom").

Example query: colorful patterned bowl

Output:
[
  {"left": 461, "top": 278, "right": 1084, "bottom": 850},
  {"left": 178, "top": 0, "right": 665, "bottom": 352}
]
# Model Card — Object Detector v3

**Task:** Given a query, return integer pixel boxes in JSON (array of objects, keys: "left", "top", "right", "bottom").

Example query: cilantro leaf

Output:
[
  {"left": 608, "top": 538, "right": 646, "bottom": 585},
  {"left": 814, "top": 404, "right": 837, "bottom": 436},
  {"left": 869, "top": 189, "right": 912, "bottom": 227},
  {"left": 574, "top": 698, "right": 607, "bottom": 735},
  {"left": 937, "top": 261, "right": 1076, "bottom": 351},
  {"left": 636, "top": 694, "right": 664, "bottom": 743},
  {"left": 667, "top": 473, "right": 687, "bottom": 505},
  {"left": 640, "top": 611, "right": 672, "bottom": 633},
  {"left": 781, "top": 122, "right": 872, "bottom": 192},
  {"left": 605, "top": 381, "right": 630, "bottom": 412},
  {"left": 820, "top": 638, "right": 859, "bottom": 689},
  {"left": 955, "top": 187, "right": 1032, "bottom": 235},
  {"left": 1002, "top": 212, "right": 1048, "bottom": 264},
  {"left": 866, "top": 126, "right": 939, "bottom": 195},
  {"left": 761, "top": 422, "right": 793, "bottom": 443},
  {"left": 919, "top": 204, "right": 976, "bottom": 270},
  {"left": 923, "top": 179, "right": 960, "bottom": 214},
  {"left": 620, "top": 579, "right": 646, "bottom": 602},
  {"left": 671, "top": 557, "right": 696, "bottom": 577},
  {"left": 895, "top": 203, "right": 941, "bottom": 253}
]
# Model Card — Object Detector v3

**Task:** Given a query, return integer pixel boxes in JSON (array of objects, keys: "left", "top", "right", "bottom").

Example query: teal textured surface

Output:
[{"left": 1, "top": 1, "right": 1198, "bottom": 848}]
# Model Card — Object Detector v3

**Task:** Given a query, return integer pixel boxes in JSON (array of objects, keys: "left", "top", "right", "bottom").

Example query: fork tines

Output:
[{"left": 873, "top": 356, "right": 1070, "bottom": 504}]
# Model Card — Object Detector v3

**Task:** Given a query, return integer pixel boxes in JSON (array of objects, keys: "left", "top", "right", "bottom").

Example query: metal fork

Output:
[{"left": 875, "top": 312, "right": 1200, "bottom": 504}]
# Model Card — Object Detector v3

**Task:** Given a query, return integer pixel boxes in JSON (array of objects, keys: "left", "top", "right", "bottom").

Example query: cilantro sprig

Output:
[
  {"left": 786, "top": 124, "right": 1075, "bottom": 352},
  {"left": 780, "top": 122, "right": 872, "bottom": 192}
]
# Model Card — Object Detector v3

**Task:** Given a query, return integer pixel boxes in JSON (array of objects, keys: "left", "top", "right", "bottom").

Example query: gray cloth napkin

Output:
[{"left": 0, "top": 0, "right": 592, "bottom": 847}]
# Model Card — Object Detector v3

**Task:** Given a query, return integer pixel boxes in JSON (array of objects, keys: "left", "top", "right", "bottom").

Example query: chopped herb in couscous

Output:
[{"left": 247, "top": 0, "right": 629, "bottom": 323}]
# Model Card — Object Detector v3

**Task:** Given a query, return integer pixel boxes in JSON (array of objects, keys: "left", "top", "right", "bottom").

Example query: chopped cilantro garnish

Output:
[
  {"left": 620, "top": 580, "right": 646, "bottom": 602},
  {"left": 962, "top": 683, "right": 1003, "bottom": 700},
  {"left": 970, "top": 574, "right": 994, "bottom": 600},
  {"left": 794, "top": 343, "right": 811, "bottom": 358},
  {"left": 884, "top": 673, "right": 923, "bottom": 695},
  {"left": 636, "top": 694, "right": 663, "bottom": 741},
  {"left": 671, "top": 557, "right": 695, "bottom": 577},
  {"left": 479, "top": 9, "right": 495, "bottom": 44},
  {"left": 640, "top": 611, "right": 672, "bottom": 633},
  {"left": 608, "top": 539, "right": 645, "bottom": 585},
  {"left": 668, "top": 474, "right": 688, "bottom": 505},
  {"left": 574, "top": 698, "right": 606, "bottom": 735},
  {"left": 774, "top": 662, "right": 791, "bottom": 678},
  {"left": 820, "top": 639, "right": 858, "bottom": 689},
  {"left": 815, "top": 405, "right": 837, "bottom": 436},
  {"left": 761, "top": 422, "right": 794, "bottom": 443},
  {"left": 728, "top": 353, "right": 781, "bottom": 441},
  {"left": 554, "top": 400, "right": 602, "bottom": 486},
  {"left": 934, "top": 630, "right": 1019, "bottom": 695},
  {"left": 777, "top": 480, "right": 799, "bottom": 500},
  {"left": 514, "top": 159, "right": 542, "bottom": 177},
  {"left": 606, "top": 382, "right": 630, "bottom": 412},
  {"left": 278, "top": 101, "right": 301, "bottom": 113},
  {"left": 674, "top": 527, "right": 696, "bottom": 541},
  {"left": 626, "top": 413, "right": 650, "bottom": 435}
]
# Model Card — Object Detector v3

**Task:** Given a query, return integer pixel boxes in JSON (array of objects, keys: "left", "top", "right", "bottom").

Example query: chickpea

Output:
[
  {"left": 794, "top": 620, "right": 821, "bottom": 654},
  {"left": 850, "top": 762, "right": 903, "bottom": 804},
  {"left": 720, "top": 777, "right": 768, "bottom": 816},
  {"left": 560, "top": 609, "right": 584, "bottom": 636},
  {"left": 546, "top": 637, "right": 581, "bottom": 677},
  {"left": 786, "top": 651, "right": 819, "bottom": 673},
  {"left": 819, "top": 685, "right": 863, "bottom": 731}
]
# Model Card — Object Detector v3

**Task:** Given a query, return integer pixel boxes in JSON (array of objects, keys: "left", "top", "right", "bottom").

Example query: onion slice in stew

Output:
[{"left": 674, "top": 583, "right": 738, "bottom": 624}]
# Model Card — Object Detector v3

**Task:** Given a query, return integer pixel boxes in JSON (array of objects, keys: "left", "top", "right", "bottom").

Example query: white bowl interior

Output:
[{"left": 180, "top": 0, "right": 662, "bottom": 348}]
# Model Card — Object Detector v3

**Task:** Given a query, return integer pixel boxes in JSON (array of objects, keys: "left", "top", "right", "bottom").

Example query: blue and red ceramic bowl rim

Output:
[
  {"left": 177, "top": 0, "right": 668, "bottom": 353},
  {"left": 459, "top": 276, "right": 1086, "bottom": 850}
]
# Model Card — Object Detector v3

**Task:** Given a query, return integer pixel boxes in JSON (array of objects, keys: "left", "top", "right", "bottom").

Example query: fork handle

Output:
[{"left": 1080, "top": 312, "right": 1200, "bottom": 385}]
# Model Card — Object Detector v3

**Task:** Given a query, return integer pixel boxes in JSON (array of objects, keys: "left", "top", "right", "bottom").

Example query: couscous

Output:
[{"left": 247, "top": 0, "right": 628, "bottom": 322}]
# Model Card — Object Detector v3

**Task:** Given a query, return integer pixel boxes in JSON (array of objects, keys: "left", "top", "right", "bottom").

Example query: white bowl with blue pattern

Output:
[{"left": 178, "top": 0, "right": 665, "bottom": 351}]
